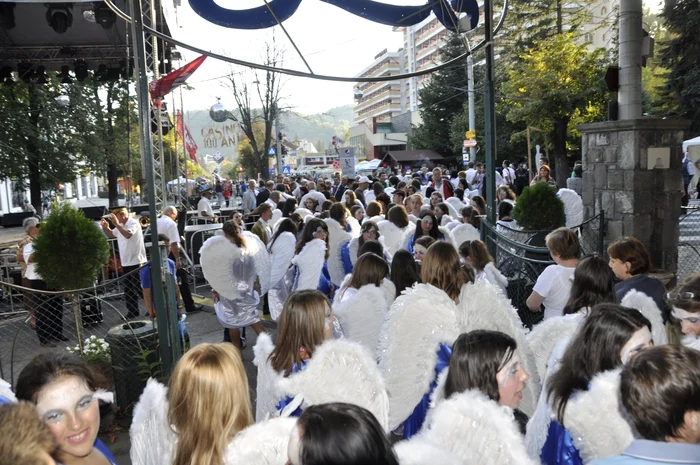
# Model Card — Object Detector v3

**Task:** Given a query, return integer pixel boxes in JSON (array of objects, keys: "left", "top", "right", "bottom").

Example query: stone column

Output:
[{"left": 578, "top": 119, "right": 689, "bottom": 273}]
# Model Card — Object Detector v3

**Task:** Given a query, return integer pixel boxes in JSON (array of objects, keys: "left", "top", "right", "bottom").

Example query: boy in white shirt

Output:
[{"left": 526, "top": 227, "right": 580, "bottom": 320}]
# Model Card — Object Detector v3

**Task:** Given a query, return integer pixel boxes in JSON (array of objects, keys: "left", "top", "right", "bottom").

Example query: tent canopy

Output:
[
  {"left": 683, "top": 136, "right": 700, "bottom": 154},
  {"left": 381, "top": 149, "right": 444, "bottom": 164},
  {"left": 167, "top": 177, "right": 197, "bottom": 185}
]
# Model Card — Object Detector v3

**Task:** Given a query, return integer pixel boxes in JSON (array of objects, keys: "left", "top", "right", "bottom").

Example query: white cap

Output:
[
  {"left": 300, "top": 179, "right": 308, "bottom": 184},
  {"left": 358, "top": 176, "right": 370, "bottom": 183}
]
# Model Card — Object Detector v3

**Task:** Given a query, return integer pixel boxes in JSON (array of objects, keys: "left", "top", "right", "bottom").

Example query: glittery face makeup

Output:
[
  {"left": 496, "top": 353, "right": 529, "bottom": 409},
  {"left": 287, "top": 424, "right": 302, "bottom": 465},
  {"left": 673, "top": 307, "right": 700, "bottom": 337},
  {"left": 35, "top": 376, "right": 100, "bottom": 462},
  {"left": 323, "top": 305, "right": 343, "bottom": 340},
  {"left": 620, "top": 327, "right": 654, "bottom": 364}
]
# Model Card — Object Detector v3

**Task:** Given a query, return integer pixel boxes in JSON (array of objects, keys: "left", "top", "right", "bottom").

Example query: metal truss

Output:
[{"left": 0, "top": 45, "right": 128, "bottom": 67}]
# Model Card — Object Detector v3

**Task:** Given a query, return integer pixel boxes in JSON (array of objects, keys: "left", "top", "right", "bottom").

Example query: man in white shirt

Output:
[
  {"left": 502, "top": 160, "right": 516, "bottom": 188},
  {"left": 197, "top": 188, "right": 218, "bottom": 222},
  {"left": 242, "top": 180, "right": 257, "bottom": 215},
  {"left": 265, "top": 190, "right": 281, "bottom": 209},
  {"left": 101, "top": 206, "right": 147, "bottom": 318},
  {"left": 292, "top": 179, "right": 309, "bottom": 199},
  {"left": 465, "top": 162, "right": 477, "bottom": 186},
  {"left": 158, "top": 206, "right": 202, "bottom": 314}
]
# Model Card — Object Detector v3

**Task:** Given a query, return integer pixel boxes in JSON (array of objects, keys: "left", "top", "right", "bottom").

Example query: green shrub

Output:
[
  {"left": 33, "top": 203, "right": 110, "bottom": 290},
  {"left": 513, "top": 182, "right": 566, "bottom": 231}
]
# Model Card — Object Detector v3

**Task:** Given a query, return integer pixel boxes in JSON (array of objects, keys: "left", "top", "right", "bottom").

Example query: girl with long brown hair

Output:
[{"left": 292, "top": 218, "right": 334, "bottom": 299}]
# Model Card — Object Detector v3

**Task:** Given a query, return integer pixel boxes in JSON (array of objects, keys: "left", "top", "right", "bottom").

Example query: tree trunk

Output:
[
  {"left": 27, "top": 84, "right": 42, "bottom": 213},
  {"left": 107, "top": 163, "right": 119, "bottom": 207},
  {"left": 258, "top": 152, "right": 269, "bottom": 180},
  {"left": 553, "top": 119, "right": 569, "bottom": 188}
]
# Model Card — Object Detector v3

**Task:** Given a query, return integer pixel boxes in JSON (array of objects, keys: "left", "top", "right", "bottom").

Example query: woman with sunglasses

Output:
[
  {"left": 292, "top": 218, "right": 334, "bottom": 299},
  {"left": 667, "top": 274, "right": 700, "bottom": 351},
  {"left": 401, "top": 210, "right": 455, "bottom": 255},
  {"left": 341, "top": 221, "right": 387, "bottom": 276}
]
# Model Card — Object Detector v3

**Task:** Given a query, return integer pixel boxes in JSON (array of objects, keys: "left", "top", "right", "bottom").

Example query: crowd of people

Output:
[{"left": 2, "top": 163, "right": 699, "bottom": 465}]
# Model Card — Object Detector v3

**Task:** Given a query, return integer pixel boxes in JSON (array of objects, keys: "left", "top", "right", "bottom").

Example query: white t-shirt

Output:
[
  {"left": 113, "top": 217, "right": 147, "bottom": 267},
  {"left": 156, "top": 215, "right": 180, "bottom": 248},
  {"left": 466, "top": 168, "right": 477, "bottom": 185},
  {"left": 533, "top": 264, "right": 576, "bottom": 320},
  {"left": 197, "top": 197, "right": 214, "bottom": 217},
  {"left": 23, "top": 242, "right": 40, "bottom": 281}
]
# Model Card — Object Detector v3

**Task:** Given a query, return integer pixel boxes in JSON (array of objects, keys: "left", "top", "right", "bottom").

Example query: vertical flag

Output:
[{"left": 176, "top": 111, "right": 199, "bottom": 164}]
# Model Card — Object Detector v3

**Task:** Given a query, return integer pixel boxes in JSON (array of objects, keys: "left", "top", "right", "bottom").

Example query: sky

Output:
[{"left": 163, "top": 0, "right": 664, "bottom": 117}]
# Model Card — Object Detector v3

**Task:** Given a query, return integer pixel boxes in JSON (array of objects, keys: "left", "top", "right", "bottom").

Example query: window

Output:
[{"left": 601, "top": 6, "right": 607, "bottom": 16}]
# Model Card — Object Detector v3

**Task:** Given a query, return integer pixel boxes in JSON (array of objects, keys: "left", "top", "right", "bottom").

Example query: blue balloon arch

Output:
[{"left": 187, "top": 0, "right": 480, "bottom": 32}]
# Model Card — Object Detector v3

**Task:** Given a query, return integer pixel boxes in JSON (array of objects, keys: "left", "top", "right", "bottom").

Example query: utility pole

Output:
[
  {"left": 484, "top": 0, "right": 497, "bottom": 225},
  {"left": 467, "top": 55, "right": 476, "bottom": 161},
  {"left": 275, "top": 103, "right": 282, "bottom": 175}
]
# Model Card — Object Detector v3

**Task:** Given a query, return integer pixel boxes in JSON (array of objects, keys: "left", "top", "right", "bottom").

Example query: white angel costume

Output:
[
  {"left": 130, "top": 378, "right": 296, "bottom": 465},
  {"left": 413, "top": 390, "right": 537, "bottom": 465},
  {"left": 393, "top": 438, "right": 462, "bottom": 465},
  {"left": 200, "top": 232, "right": 270, "bottom": 329},
  {"left": 267, "top": 231, "right": 298, "bottom": 321},
  {"left": 333, "top": 279, "right": 396, "bottom": 358},
  {"left": 399, "top": 223, "right": 456, "bottom": 255},
  {"left": 378, "top": 279, "right": 539, "bottom": 438},
  {"left": 340, "top": 235, "right": 388, "bottom": 276},
  {"left": 253, "top": 333, "right": 389, "bottom": 429},
  {"left": 293, "top": 207, "right": 315, "bottom": 222},
  {"left": 475, "top": 262, "right": 509, "bottom": 294},
  {"left": 376, "top": 220, "right": 414, "bottom": 258},
  {"left": 556, "top": 188, "right": 584, "bottom": 228},
  {"left": 450, "top": 222, "right": 480, "bottom": 247},
  {"left": 291, "top": 238, "right": 333, "bottom": 298},
  {"left": 324, "top": 218, "right": 355, "bottom": 286}
]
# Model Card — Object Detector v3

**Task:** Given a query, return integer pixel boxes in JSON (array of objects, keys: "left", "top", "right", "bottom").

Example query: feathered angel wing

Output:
[
  {"left": 242, "top": 231, "right": 272, "bottom": 295},
  {"left": 458, "top": 280, "right": 541, "bottom": 416},
  {"left": 269, "top": 232, "right": 296, "bottom": 289},
  {"left": 269, "top": 209, "right": 283, "bottom": 230},
  {"left": 438, "top": 225, "right": 457, "bottom": 248},
  {"left": 377, "top": 220, "right": 404, "bottom": 257},
  {"left": 225, "top": 417, "right": 297, "bottom": 465},
  {"left": 621, "top": 290, "right": 669, "bottom": 345},
  {"left": 253, "top": 333, "right": 282, "bottom": 422},
  {"left": 444, "top": 197, "right": 464, "bottom": 218},
  {"left": 525, "top": 316, "right": 581, "bottom": 382},
  {"left": 347, "top": 216, "right": 361, "bottom": 237},
  {"left": 398, "top": 223, "right": 417, "bottom": 251},
  {"left": 291, "top": 239, "right": 326, "bottom": 291},
  {"left": 556, "top": 188, "right": 584, "bottom": 228},
  {"left": 378, "top": 284, "right": 460, "bottom": 430},
  {"left": 130, "top": 379, "right": 175, "bottom": 465},
  {"left": 324, "top": 218, "right": 352, "bottom": 285},
  {"left": 0, "top": 378, "right": 16, "bottom": 402},
  {"left": 293, "top": 207, "right": 315, "bottom": 222},
  {"left": 333, "top": 285, "right": 390, "bottom": 358},
  {"left": 277, "top": 338, "right": 390, "bottom": 431},
  {"left": 394, "top": 438, "right": 463, "bottom": 465},
  {"left": 200, "top": 235, "right": 243, "bottom": 300},
  {"left": 422, "top": 390, "right": 537, "bottom": 465},
  {"left": 450, "top": 223, "right": 481, "bottom": 248},
  {"left": 566, "top": 369, "right": 633, "bottom": 463},
  {"left": 381, "top": 278, "right": 397, "bottom": 306}
]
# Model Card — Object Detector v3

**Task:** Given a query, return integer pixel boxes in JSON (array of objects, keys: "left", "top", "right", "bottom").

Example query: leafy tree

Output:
[
  {"left": 660, "top": 0, "right": 700, "bottom": 135},
  {"left": 513, "top": 182, "right": 565, "bottom": 230},
  {"left": 410, "top": 33, "right": 468, "bottom": 162},
  {"left": 185, "top": 159, "right": 205, "bottom": 179},
  {"left": 501, "top": 33, "right": 608, "bottom": 185}
]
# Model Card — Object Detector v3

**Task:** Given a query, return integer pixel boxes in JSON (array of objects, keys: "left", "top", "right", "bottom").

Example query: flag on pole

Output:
[
  {"left": 176, "top": 110, "right": 199, "bottom": 164},
  {"left": 150, "top": 55, "right": 207, "bottom": 106}
]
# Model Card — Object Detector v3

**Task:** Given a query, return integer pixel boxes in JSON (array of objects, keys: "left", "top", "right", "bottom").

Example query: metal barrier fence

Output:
[
  {"left": 482, "top": 213, "right": 605, "bottom": 329},
  {"left": 0, "top": 265, "right": 182, "bottom": 413},
  {"left": 678, "top": 206, "right": 700, "bottom": 283}
]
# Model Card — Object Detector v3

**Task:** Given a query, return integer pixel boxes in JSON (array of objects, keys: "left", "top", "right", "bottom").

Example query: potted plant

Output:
[
  {"left": 32, "top": 203, "right": 110, "bottom": 353},
  {"left": 513, "top": 182, "right": 566, "bottom": 232}
]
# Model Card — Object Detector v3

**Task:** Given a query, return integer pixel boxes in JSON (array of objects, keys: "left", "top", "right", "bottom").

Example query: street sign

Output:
[
  {"left": 464, "top": 139, "right": 477, "bottom": 148},
  {"left": 268, "top": 147, "right": 276, "bottom": 156},
  {"left": 282, "top": 165, "right": 291, "bottom": 175},
  {"left": 339, "top": 147, "right": 355, "bottom": 178},
  {"left": 332, "top": 160, "right": 341, "bottom": 170},
  {"left": 466, "top": 130, "right": 476, "bottom": 139},
  {"left": 269, "top": 168, "right": 275, "bottom": 175}
]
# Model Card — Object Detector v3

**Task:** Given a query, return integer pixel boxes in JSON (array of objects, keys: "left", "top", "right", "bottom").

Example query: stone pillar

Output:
[{"left": 578, "top": 119, "right": 689, "bottom": 274}]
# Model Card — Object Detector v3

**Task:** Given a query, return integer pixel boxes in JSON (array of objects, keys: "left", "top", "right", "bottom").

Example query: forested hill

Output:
[{"left": 281, "top": 104, "right": 354, "bottom": 149}]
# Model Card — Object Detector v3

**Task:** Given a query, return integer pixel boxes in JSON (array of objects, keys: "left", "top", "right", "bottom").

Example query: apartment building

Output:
[{"left": 353, "top": 49, "right": 405, "bottom": 126}]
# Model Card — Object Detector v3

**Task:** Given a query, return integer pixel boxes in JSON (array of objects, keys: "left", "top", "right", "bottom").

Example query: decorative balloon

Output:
[{"left": 188, "top": 0, "right": 480, "bottom": 32}]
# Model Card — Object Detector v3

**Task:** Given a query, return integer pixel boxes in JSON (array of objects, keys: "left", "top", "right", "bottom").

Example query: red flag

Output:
[
  {"left": 176, "top": 110, "right": 199, "bottom": 164},
  {"left": 150, "top": 55, "right": 207, "bottom": 105}
]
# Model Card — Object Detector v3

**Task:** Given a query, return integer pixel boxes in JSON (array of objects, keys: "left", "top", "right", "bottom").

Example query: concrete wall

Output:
[{"left": 578, "top": 119, "right": 689, "bottom": 273}]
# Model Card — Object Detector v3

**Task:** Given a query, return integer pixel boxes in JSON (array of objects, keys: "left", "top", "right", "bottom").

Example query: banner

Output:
[
  {"left": 150, "top": 55, "right": 207, "bottom": 106},
  {"left": 176, "top": 111, "right": 199, "bottom": 164}
]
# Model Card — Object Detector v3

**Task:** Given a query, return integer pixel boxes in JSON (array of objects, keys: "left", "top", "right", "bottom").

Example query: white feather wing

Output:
[
  {"left": 253, "top": 333, "right": 282, "bottom": 422},
  {"left": 130, "top": 379, "right": 175, "bottom": 465},
  {"left": 450, "top": 223, "right": 481, "bottom": 248},
  {"left": 621, "top": 290, "right": 669, "bottom": 345},
  {"left": 324, "top": 218, "right": 352, "bottom": 285},
  {"left": 421, "top": 390, "right": 537, "bottom": 465},
  {"left": 394, "top": 438, "right": 463, "bottom": 465},
  {"left": 378, "top": 284, "right": 460, "bottom": 430},
  {"left": 277, "top": 338, "right": 390, "bottom": 431},
  {"left": 333, "top": 285, "right": 390, "bottom": 358},
  {"left": 398, "top": 222, "right": 417, "bottom": 251},
  {"left": 225, "top": 417, "right": 297, "bottom": 465},
  {"left": 242, "top": 231, "right": 272, "bottom": 295},
  {"left": 444, "top": 197, "right": 464, "bottom": 218},
  {"left": 269, "top": 209, "right": 283, "bottom": 230},
  {"left": 377, "top": 220, "right": 407, "bottom": 257},
  {"left": 291, "top": 239, "right": 326, "bottom": 291},
  {"left": 458, "top": 280, "right": 540, "bottom": 416},
  {"left": 200, "top": 235, "right": 243, "bottom": 300},
  {"left": 269, "top": 232, "right": 296, "bottom": 289},
  {"left": 438, "top": 225, "right": 457, "bottom": 248},
  {"left": 566, "top": 369, "right": 633, "bottom": 462},
  {"left": 526, "top": 315, "right": 581, "bottom": 382},
  {"left": 557, "top": 188, "right": 584, "bottom": 228}
]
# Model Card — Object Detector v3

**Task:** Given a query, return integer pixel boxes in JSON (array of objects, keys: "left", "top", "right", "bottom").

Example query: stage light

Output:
[
  {"left": 74, "top": 60, "right": 88, "bottom": 81},
  {"left": 94, "top": 2, "right": 116, "bottom": 29},
  {"left": 46, "top": 4, "right": 73, "bottom": 34},
  {"left": 0, "top": 2, "right": 16, "bottom": 29},
  {"left": 60, "top": 65, "right": 72, "bottom": 84}
]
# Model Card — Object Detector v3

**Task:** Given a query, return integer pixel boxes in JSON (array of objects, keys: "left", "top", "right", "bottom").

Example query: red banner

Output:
[
  {"left": 149, "top": 55, "right": 207, "bottom": 106},
  {"left": 176, "top": 111, "right": 199, "bottom": 164}
]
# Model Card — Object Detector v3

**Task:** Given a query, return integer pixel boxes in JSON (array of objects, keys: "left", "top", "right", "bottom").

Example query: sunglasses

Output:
[
  {"left": 421, "top": 218, "right": 434, "bottom": 225},
  {"left": 667, "top": 291, "right": 698, "bottom": 302}
]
